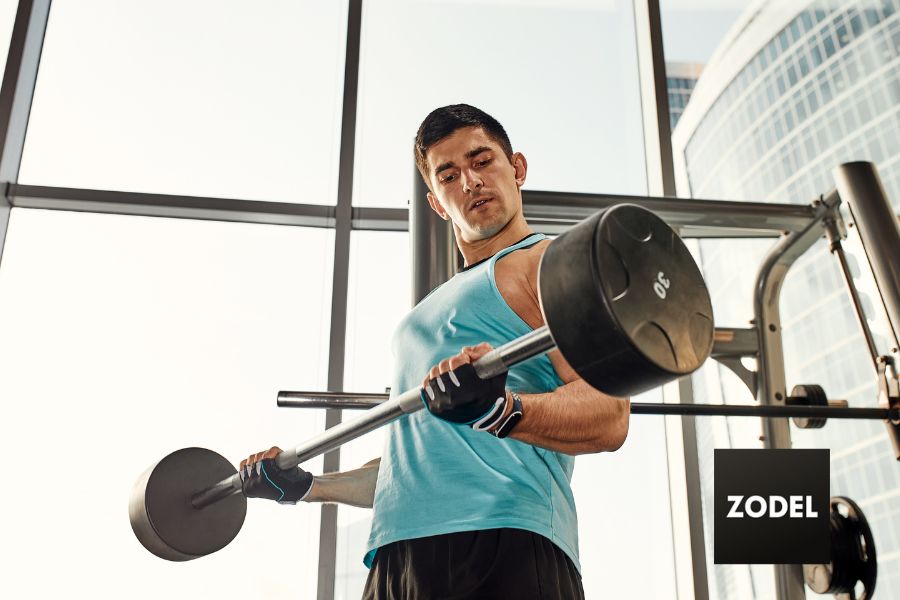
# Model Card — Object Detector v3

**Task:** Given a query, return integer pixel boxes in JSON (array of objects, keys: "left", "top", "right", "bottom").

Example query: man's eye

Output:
[
  {"left": 475, "top": 159, "right": 491, "bottom": 167},
  {"left": 441, "top": 174, "right": 456, "bottom": 183}
]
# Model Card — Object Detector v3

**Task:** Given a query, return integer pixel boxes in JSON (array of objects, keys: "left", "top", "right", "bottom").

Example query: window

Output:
[
  {"left": 20, "top": 0, "right": 348, "bottom": 204},
  {"left": 353, "top": 0, "right": 645, "bottom": 207},
  {"left": 336, "top": 230, "right": 411, "bottom": 599},
  {"left": 0, "top": 209, "right": 334, "bottom": 598},
  {"left": 573, "top": 389, "right": 678, "bottom": 598}
]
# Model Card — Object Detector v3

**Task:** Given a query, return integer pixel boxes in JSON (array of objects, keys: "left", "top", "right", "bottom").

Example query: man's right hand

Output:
[
  {"left": 422, "top": 343, "right": 509, "bottom": 430},
  {"left": 239, "top": 446, "right": 314, "bottom": 504}
]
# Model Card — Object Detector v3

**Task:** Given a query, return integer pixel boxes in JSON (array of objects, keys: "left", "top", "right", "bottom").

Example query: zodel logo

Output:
[
  {"left": 653, "top": 271, "right": 670, "bottom": 299},
  {"left": 726, "top": 495, "right": 819, "bottom": 519},
  {"left": 714, "top": 449, "right": 829, "bottom": 564}
]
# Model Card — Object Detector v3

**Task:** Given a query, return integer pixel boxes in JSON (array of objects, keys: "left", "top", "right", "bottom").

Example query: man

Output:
[{"left": 241, "top": 104, "right": 630, "bottom": 599}]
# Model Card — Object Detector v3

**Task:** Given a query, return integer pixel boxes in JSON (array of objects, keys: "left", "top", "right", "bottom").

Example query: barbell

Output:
[
  {"left": 131, "top": 203, "right": 715, "bottom": 561},
  {"left": 130, "top": 201, "right": 900, "bottom": 563}
]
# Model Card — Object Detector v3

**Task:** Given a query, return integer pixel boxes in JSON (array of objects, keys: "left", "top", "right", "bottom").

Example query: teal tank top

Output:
[{"left": 364, "top": 234, "right": 580, "bottom": 572}]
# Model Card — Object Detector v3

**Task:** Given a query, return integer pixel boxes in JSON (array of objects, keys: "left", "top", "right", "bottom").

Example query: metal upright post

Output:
[
  {"left": 833, "top": 162, "right": 900, "bottom": 351},
  {"left": 634, "top": 0, "right": 708, "bottom": 597},
  {"left": 0, "top": 0, "right": 51, "bottom": 267},
  {"left": 753, "top": 197, "right": 834, "bottom": 600},
  {"left": 410, "top": 167, "right": 456, "bottom": 303}
]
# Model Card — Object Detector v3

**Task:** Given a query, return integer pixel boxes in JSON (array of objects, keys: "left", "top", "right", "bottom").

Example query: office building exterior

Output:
[
  {"left": 667, "top": 62, "right": 704, "bottom": 130},
  {"left": 672, "top": 0, "right": 900, "bottom": 597}
]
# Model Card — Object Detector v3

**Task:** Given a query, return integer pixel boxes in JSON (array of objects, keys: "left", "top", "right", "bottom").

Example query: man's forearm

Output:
[
  {"left": 509, "top": 380, "right": 630, "bottom": 455},
  {"left": 303, "top": 458, "right": 380, "bottom": 508}
]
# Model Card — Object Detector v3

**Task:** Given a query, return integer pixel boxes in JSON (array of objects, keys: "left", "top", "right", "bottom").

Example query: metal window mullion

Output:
[
  {"left": 633, "top": 0, "right": 676, "bottom": 198},
  {"left": 0, "top": 0, "right": 51, "bottom": 267},
  {"left": 317, "top": 1, "right": 363, "bottom": 599},
  {"left": 634, "top": 1, "right": 709, "bottom": 599},
  {"left": 8, "top": 184, "right": 337, "bottom": 228},
  {"left": 7, "top": 183, "right": 824, "bottom": 235}
]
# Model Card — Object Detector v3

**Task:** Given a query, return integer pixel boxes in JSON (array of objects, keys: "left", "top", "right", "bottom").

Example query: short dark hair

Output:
[{"left": 414, "top": 104, "right": 514, "bottom": 184}]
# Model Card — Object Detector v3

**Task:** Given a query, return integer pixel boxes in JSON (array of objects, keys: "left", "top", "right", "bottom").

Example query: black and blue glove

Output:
[
  {"left": 422, "top": 362, "right": 509, "bottom": 431},
  {"left": 240, "top": 452, "right": 313, "bottom": 505}
]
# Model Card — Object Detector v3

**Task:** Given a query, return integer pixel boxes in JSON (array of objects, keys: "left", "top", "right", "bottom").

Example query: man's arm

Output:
[
  {"left": 507, "top": 355, "right": 630, "bottom": 455},
  {"left": 304, "top": 457, "right": 381, "bottom": 508},
  {"left": 240, "top": 448, "right": 380, "bottom": 508},
  {"left": 426, "top": 344, "right": 629, "bottom": 455}
]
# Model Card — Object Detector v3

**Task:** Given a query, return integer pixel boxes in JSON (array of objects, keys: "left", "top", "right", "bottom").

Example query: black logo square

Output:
[{"left": 714, "top": 449, "right": 829, "bottom": 564}]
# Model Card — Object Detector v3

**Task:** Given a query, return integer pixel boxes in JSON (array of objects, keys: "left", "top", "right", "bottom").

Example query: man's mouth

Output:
[{"left": 469, "top": 197, "right": 493, "bottom": 211}]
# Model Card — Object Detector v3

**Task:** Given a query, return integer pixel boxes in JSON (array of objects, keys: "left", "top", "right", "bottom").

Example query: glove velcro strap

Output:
[{"left": 471, "top": 395, "right": 508, "bottom": 431}]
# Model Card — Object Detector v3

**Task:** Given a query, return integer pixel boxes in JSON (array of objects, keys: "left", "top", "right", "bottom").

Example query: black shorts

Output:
[{"left": 361, "top": 528, "right": 584, "bottom": 600}]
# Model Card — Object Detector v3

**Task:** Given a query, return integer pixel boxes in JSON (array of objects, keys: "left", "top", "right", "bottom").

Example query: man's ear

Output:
[
  {"left": 426, "top": 191, "right": 450, "bottom": 221},
  {"left": 512, "top": 152, "right": 528, "bottom": 188}
]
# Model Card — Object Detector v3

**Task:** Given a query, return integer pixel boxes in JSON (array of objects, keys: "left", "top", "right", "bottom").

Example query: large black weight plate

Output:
[
  {"left": 539, "top": 204, "right": 713, "bottom": 397},
  {"left": 129, "top": 447, "right": 247, "bottom": 561}
]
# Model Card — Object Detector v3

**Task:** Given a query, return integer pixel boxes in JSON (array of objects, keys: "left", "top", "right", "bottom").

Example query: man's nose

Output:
[{"left": 461, "top": 169, "right": 483, "bottom": 193}]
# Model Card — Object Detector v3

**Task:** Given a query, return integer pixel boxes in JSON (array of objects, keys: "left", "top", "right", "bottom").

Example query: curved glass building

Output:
[
  {"left": 667, "top": 61, "right": 704, "bottom": 130},
  {"left": 672, "top": 1, "right": 900, "bottom": 598},
  {"left": 674, "top": 0, "right": 900, "bottom": 205}
]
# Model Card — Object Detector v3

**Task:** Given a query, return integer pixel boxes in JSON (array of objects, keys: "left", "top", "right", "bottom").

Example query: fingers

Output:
[
  {"left": 461, "top": 343, "right": 493, "bottom": 362},
  {"left": 422, "top": 357, "right": 458, "bottom": 389},
  {"left": 421, "top": 343, "right": 495, "bottom": 388},
  {"left": 239, "top": 446, "right": 282, "bottom": 480},
  {"left": 263, "top": 446, "right": 282, "bottom": 460}
]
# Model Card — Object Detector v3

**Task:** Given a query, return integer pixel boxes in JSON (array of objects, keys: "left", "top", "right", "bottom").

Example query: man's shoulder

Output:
[
  {"left": 492, "top": 238, "right": 549, "bottom": 330},
  {"left": 496, "top": 238, "right": 551, "bottom": 277}
]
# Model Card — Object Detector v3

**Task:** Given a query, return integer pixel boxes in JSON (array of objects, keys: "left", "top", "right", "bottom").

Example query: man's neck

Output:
[{"left": 456, "top": 216, "right": 534, "bottom": 267}]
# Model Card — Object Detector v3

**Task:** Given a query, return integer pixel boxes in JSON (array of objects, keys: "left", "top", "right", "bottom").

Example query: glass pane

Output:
[
  {"left": 336, "top": 230, "right": 411, "bottom": 600},
  {"left": 0, "top": 209, "right": 334, "bottom": 599},
  {"left": 663, "top": 0, "right": 900, "bottom": 598},
  {"left": 689, "top": 237, "right": 770, "bottom": 327},
  {"left": 353, "top": 0, "right": 645, "bottom": 207},
  {"left": 572, "top": 387, "right": 678, "bottom": 598},
  {"left": 20, "top": 0, "right": 348, "bottom": 204}
]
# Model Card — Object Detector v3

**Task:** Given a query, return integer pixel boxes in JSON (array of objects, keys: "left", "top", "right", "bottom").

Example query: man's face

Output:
[{"left": 425, "top": 126, "right": 527, "bottom": 242}]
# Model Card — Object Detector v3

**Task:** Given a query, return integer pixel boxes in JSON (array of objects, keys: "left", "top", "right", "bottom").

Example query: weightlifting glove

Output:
[
  {"left": 422, "top": 362, "right": 509, "bottom": 431},
  {"left": 240, "top": 458, "right": 314, "bottom": 504}
]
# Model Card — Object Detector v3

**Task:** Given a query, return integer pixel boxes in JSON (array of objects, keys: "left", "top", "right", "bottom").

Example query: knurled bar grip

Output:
[{"left": 190, "top": 326, "right": 556, "bottom": 510}]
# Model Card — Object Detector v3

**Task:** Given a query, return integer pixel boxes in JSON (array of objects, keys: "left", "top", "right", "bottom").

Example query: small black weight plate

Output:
[
  {"left": 129, "top": 447, "right": 247, "bottom": 561},
  {"left": 789, "top": 384, "right": 829, "bottom": 429},
  {"left": 538, "top": 204, "right": 714, "bottom": 396}
]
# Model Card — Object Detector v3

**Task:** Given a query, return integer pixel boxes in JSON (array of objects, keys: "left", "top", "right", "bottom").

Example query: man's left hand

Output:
[{"left": 421, "top": 343, "right": 509, "bottom": 431}]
